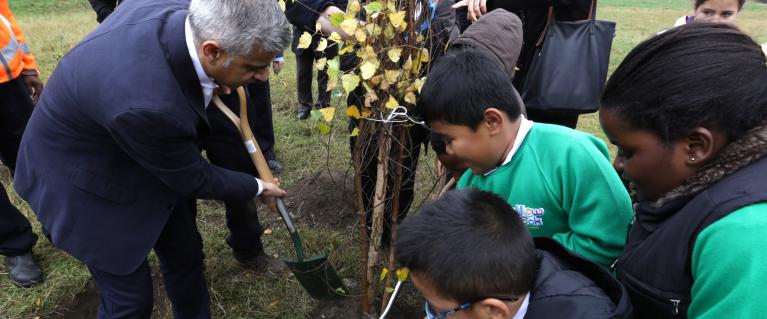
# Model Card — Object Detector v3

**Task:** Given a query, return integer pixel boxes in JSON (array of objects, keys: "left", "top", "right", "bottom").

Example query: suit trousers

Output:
[
  {"left": 87, "top": 199, "right": 210, "bottom": 319},
  {"left": 0, "top": 78, "right": 37, "bottom": 256},
  {"left": 295, "top": 50, "right": 330, "bottom": 109},
  {"left": 199, "top": 82, "right": 277, "bottom": 257}
]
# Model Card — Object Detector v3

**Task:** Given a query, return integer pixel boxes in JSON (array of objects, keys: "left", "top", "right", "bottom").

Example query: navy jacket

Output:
[{"left": 14, "top": 0, "right": 260, "bottom": 275}]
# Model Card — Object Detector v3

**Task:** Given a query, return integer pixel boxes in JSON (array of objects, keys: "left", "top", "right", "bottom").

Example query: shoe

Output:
[
  {"left": 297, "top": 105, "right": 312, "bottom": 120},
  {"left": 267, "top": 159, "right": 283, "bottom": 173},
  {"left": 234, "top": 252, "right": 286, "bottom": 273},
  {"left": 5, "top": 252, "right": 43, "bottom": 288}
]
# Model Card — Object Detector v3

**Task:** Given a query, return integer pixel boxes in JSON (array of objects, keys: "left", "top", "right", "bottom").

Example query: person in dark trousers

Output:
[
  {"left": 13, "top": 0, "right": 289, "bottom": 317},
  {"left": 0, "top": 0, "right": 44, "bottom": 288},
  {"left": 454, "top": 0, "right": 593, "bottom": 129},
  {"left": 290, "top": 16, "right": 340, "bottom": 120},
  {"left": 88, "top": 0, "right": 121, "bottom": 23},
  {"left": 200, "top": 78, "right": 286, "bottom": 273},
  {"left": 395, "top": 188, "right": 632, "bottom": 319},
  {"left": 601, "top": 23, "right": 767, "bottom": 319}
]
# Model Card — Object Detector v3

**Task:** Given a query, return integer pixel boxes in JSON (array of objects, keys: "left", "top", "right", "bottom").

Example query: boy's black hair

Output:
[
  {"left": 694, "top": 0, "right": 745, "bottom": 10},
  {"left": 601, "top": 23, "right": 767, "bottom": 144},
  {"left": 418, "top": 49, "right": 522, "bottom": 129},
  {"left": 394, "top": 188, "right": 536, "bottom": 302},
  {"left": 430, "top": 132, "right": 447, "bottom": 155}
]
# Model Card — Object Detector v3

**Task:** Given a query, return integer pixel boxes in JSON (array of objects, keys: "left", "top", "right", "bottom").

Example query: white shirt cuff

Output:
[
  {"left": 255, "top": 178, "right": 264, "bottom": 196},
  {"left": 273, "top": 56, "right": 285, "bottom": 63}
]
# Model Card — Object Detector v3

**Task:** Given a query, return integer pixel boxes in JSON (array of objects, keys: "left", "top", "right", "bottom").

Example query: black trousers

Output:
[
  {"left": 295, "top": 50, "right": 330, "bottom": 109},
  {"left": 0, "top": 78, "right": 37, "bottom": 257},
  {"left": 88, "top": 199, "right": 210, "bottom": 319},
  {"left": 199, "top": 81, "right": 276, "bottom": 257},
  {"left": 525, "top": 109, "right": 579, "bottom": 129}
]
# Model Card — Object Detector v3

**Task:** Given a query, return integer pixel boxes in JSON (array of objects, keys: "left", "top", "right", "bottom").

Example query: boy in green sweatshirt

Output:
[{"left": 418, "top": 49, "right": 632, "bottom": 267}]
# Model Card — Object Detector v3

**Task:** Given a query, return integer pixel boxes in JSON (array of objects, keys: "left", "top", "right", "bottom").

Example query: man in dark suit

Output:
[{"left": 13, "top": 0, "right": 290, "bottom": 317}]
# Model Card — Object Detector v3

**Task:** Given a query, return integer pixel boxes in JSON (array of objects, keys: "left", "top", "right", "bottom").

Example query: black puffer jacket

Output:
[{"left": 527, "top": 238, "right": 632, "bottom": 319}]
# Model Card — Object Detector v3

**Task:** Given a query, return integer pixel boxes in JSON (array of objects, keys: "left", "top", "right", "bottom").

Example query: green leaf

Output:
[
  {"left": 396, "top": 268, "right": 410, "bottom": 282},
  {"left": 379, "top": 267, "right": 389, "bottom": 282},
  {"left": 385, "top": 287, "right": 394, "bottom": 293},
  {"left": 341, "top": 74, "right": 361, "bottom": 94},
  {"left": 350, "top": 127, "right": 360, "bottom": 137},
  {"left": 317, "top": 122, "right": 331, "bottom": 135},
  {"left": 309, "top": 110, "right": 321, "bottom": 121},
  {"left": 363, "top": 1, "right": 382, "bottom": 14},
  {"left": 329, "top": 13, "right": 345, "bottom": 27},
  {"left": 335, "top": 287, "right": 347, "bottom": 295}
]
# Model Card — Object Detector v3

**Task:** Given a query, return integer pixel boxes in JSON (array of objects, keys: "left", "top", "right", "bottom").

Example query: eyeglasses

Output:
[{"left": 424, "top": 296, "right": 520, "bottom": 319}]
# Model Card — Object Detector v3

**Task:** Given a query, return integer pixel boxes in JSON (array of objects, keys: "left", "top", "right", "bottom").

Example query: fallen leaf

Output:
[
  {"left": 269, "top": 299, "right": 279, "bottom": 307},
  {"left": 263, "top": 228, "right": 273, "bottom": 235}
]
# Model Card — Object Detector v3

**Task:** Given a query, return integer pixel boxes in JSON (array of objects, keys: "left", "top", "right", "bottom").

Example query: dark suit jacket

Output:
[{"left": 14, "top": 0, "right": 260, "bottom": 275}]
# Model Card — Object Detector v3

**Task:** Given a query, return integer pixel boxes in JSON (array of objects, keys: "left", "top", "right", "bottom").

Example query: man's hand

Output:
[
  {"left": 272, "top": 60, "right": 284, "bottom": 75},
  {"left": 259, "top": 180, "right": 287, "bottom": 212},
  {"left": 453, "top": 0, "right": 487, "bottom": 22},
  {"left": 22, "top": 73, "right": 44, "bottom": 105}
]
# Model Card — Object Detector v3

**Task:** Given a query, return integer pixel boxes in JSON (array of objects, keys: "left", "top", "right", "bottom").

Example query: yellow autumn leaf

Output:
[
  {"left": 350, "top": 127, "right": 360, "bottom": 137},
  {"left": 404, "top": 92, "right": 416, "bottom": 105},
  {"left": 396, "top": 268, "right": 410, "bottom": 282},
  {"left": 360, "top": 60, "right": 378, "bottom": 80},
  {"left": 339, "top": 44, "right": 354, "bottom": 55},
  {"left": 397, "top": 21, "right": 408, "bottom": 32},
  {"left": 328, "top": 32, "right": 343, "bottom": 44},
  {"left": 319, "top": 107, "right": 336, "bottom": 122},
  {"left": 383, "top": 24, "right": 395, "bottom": 40},
  {"left": 341, "top": 74, "right": 361, "bottom": 94},
  {"left": 379, "top": 267, "right": 389, "bottom": 282},
  {"left": 315, "top": 22, "right": 322, "bottom": 33},
  {"left": 414, "top": 77, "right": 426, "bottom": 93},
  {"left": 384, "top": 70, "right": 400, "bottom": 84},
  {"left": 354, "top": 28, "right": 367, "bottom": 43},
  {"left": 403, "top": 56, "right": 413, "bottom": 71},
  {"left": 340, "top": 18, "right": 358, "bottom": 37},
  {"left": 385, "top": 287, "right": 395, "bottom": 293},
  {"left": 326, "top": 68, "right": 338, "bottom": 92},
  {"left": 385, "top": 96, "right": 399, "bottom": 109},
  {"left": 315, "top": 57, "right": 327, "bottom": 71},
  {"left": 369, "top": 74, "right": 383, "bottom": 86},
  {"left": 386, "top": 1, "right": 396, "bottom": 12},
  {"left": 420, "top": 48, "right": 430, "bottom": 62},
  {"left": 297, "top": 32, "right": 312, "bottom": 49},
  {"left": 388, "top": 11, "right": 406, "bottom": 28},
  {"left": 348, "top": 0, "right": 361, "bottom": 13},
  {"left": 364, "top": 45, "right": 376, "bottom": 59},
  {"left": 387, "top": 48, "right": 402, "bottom": 63},
  {"left": 346, "top": 106, "right": 361, "bottom": 119},
  {"left": 315, "top": 38, "right": 328, "bottom": 52}
]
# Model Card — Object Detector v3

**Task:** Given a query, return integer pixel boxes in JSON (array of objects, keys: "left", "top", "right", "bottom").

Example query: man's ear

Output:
[
  {"left": 200, "top": 40, "right": 224, "bottom": 65},
  {"left": 483, "top": 108, "right": 506, "bottom": 136},
  {"left": 684, "top": 127, "right": 718, "bottom": 166},
  {"left": 475, "top": 298, "right": 512, "bottom": 319}
]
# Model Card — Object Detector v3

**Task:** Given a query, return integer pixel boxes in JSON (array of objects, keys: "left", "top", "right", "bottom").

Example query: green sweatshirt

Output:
[
  {"left": 688, "top": 202, "right": 767, "bottom": 318},
  {"left": 457, "top": 123, "right": 633, "bottom": 267}
]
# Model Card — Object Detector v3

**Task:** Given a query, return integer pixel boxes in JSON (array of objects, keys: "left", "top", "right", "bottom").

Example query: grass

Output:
[{"left": 2, "top": 0, "right": 767, "bottom": 318}]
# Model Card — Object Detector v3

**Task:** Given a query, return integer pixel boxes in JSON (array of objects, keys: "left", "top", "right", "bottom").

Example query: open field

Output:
[{"left": 1, "top": 0, "right": 766, "bottom": 318}]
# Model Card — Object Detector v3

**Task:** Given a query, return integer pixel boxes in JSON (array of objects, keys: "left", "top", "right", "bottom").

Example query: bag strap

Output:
[
  {"left": 587, "top": 0, "right": 597, "bottom": 21},
  {"left": 535, "top": 6, "right": 554, "bottom": 47}
]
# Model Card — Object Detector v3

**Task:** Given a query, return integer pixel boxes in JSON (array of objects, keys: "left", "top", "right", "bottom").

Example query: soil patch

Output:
[
  {"left": 283, "top": 170, "right": 357, "bottom": 229},
  {"left": 58, "top": 271, "right": 170, "bottom": 318},
  {"left": 309, "top": 294, "right": 422, "bottom": 319}
]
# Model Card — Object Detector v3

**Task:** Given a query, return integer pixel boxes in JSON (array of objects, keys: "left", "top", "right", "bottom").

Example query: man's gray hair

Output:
[{"left": 189, "top": 0, "right": 291, "bottom": 56}]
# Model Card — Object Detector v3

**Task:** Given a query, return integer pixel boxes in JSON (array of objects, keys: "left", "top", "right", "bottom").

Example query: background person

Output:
[{"left": 0, "top": 0, "right": 43, "bottom": 288}]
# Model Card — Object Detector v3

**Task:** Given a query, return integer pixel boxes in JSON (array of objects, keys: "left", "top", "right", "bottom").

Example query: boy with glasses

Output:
[{"left": 395, "top": 189, "right": 632, "bottom": 319}]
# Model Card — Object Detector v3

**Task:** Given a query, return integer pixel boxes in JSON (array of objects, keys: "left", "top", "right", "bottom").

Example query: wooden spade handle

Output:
[{"left": 235, "top": 87, "right": 275, "bottom": 184}]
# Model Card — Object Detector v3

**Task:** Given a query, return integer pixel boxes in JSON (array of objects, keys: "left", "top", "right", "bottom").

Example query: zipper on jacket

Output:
[
  {"left": 671, "top": 299, "right": 680, "bottom": 315},
  {"left": 610, "top": 258, "right": 619, "bottom": 271}
]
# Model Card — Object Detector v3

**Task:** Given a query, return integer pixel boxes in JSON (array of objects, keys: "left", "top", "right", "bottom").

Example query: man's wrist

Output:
[{"left": 21, "top": 70, "right": 39, "bottom": 77}]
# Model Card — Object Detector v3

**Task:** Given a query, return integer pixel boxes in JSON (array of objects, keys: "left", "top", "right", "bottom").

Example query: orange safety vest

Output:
[{"left": 0, "top": 0, "right": 38, "bottom": 84}]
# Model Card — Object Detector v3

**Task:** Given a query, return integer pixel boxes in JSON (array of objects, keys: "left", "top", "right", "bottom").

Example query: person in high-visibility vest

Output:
[{"left": 0, "top": 0, "right": 44, "bottom": 288}]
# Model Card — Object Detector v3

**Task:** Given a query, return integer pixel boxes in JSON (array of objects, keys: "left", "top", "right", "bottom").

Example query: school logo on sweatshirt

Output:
[{"left": 514, "top": 204, "right": 545, "bottom": 227}]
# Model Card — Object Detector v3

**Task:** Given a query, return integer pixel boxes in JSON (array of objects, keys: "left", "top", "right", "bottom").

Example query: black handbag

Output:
[{"left": 519, "top": 0, "right": 615, "bottom": 114}]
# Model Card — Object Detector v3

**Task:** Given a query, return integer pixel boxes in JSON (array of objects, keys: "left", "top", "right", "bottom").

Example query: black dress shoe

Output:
[
  {"left": 297, "top": 105, "right": 312, "bottom": 120},
  {"left": 234, "top": 252, "right": 286, "bottom": 273},
  {"left": 267, "top": 159, "right": 283, "bottom": 173},
  {"left": 5, "top": 252, "right": 43, "bottom": 288}
]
